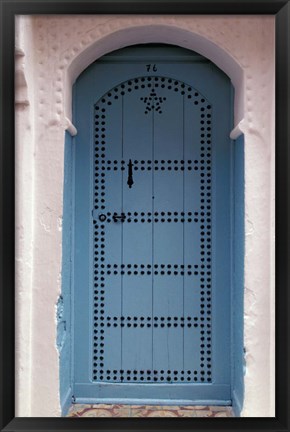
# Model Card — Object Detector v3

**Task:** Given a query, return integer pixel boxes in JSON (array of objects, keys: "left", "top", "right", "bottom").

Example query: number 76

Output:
[{"left": 146, "top": 64, "right": 157, "bottom": 72}]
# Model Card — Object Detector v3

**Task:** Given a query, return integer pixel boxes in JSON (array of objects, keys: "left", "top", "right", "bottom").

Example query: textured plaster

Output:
[
  {"left": 15, "top": 16, "right": 37, "bottom": 417},
  {"left": 15, "top": 15, "right": 275, "bottom": 417}
]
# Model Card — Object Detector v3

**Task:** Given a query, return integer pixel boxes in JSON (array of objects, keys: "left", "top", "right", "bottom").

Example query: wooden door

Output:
[{"left": 72, "top": 45, "right": 232, "bottom": 404}]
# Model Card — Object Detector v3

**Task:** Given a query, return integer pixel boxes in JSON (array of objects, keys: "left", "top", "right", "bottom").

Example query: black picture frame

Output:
[{"left": 0, "top": 1, "right": 289, "bottom": 431}]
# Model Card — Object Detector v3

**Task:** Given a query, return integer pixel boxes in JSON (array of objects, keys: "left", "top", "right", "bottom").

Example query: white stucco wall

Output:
[{"left": 15, "top": 14, "right": 275, "bottom": 417}]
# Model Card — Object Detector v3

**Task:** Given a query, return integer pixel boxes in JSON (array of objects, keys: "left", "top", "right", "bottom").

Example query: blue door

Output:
[{"left": 72, "top": 45, "right": 233, "bottom": 404}]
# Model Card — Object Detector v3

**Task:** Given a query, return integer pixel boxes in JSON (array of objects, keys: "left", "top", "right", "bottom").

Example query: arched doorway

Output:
[{"left": 62, "top": 44, "right": 242, "bottom": 409}]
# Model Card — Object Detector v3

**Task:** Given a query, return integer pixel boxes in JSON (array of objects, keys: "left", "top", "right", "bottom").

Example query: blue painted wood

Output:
[
  {"left": 71, "top": 45, "right": 234, "bottom": 404},
  {"left": 232, "top": 134, "right": 245, "bottom": 416},
  {"left": 75, "top": 397, "right": 232, "bottom": 406},
  {"left": 73, "top": 382, "right": 231, "bottom": 402},
  {"left": 59, "top": 131, "right": 73, "bottom": 415}
]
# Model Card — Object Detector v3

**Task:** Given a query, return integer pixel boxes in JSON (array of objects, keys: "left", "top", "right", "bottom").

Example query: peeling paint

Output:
[
  {"left": 56, "top": 321, "right": 67, "bottom": 351},
  {"left": 56, "top": 295, "right": 64, "bottom": 320},
  {"left": 56, "top": 295, "right": 66, "bottom": 351}
]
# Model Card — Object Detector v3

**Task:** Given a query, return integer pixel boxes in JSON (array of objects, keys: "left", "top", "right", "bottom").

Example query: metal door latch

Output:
[
  {"left": 113, "top": 213, "right": 126, "bottom": 222},
  {"left": 127, "top": 159, "right": 134, "bottom": 189}
]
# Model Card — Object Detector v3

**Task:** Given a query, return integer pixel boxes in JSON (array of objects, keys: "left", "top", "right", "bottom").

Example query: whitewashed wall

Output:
[{"left": 15, "top": 14, "right": 275, "bottom": 417}]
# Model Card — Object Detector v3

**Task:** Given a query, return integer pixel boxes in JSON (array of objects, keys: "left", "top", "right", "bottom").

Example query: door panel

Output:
[{"left": 73, "top": 47, "right": 232, "bottom": 403}]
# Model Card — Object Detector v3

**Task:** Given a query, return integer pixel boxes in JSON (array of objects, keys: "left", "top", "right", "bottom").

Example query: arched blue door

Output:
[{"left": 72, "top": 45, "right": 233, "bottom": 404}]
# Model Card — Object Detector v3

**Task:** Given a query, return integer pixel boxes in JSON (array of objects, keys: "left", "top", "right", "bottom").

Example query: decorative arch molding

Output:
[{"left": 60, "top": 20, "right": 245, "bottom": 135}]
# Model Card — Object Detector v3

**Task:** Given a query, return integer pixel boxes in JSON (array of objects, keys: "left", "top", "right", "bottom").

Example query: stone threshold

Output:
[{"left": 67, "top": 403, "right": 234, "bottom": 417}]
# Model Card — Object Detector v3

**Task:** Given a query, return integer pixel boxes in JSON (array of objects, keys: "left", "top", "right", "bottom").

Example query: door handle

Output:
[
  {"left": 127, "top": 159, "right": 134, "bottom": 189},
  {"left": 113, "top": 213, "right": 126, "bottom": 222}
]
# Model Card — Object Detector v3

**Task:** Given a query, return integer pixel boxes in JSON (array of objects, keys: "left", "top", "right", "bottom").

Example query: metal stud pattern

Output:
[
  {"left": 93, "top": 76, "right": 212, "bottom": 384},
  {"left": 141, "top": 89, "right": 166, "bottom": 114},
  {"left": 101, "top": 212, "right": 196, "bottom": 224},
  {"left": 105, "top": 159, "right": 199, "bottom": 171},
  {"left": 98, "top": 263, "right": 199, "bottom": 275}
]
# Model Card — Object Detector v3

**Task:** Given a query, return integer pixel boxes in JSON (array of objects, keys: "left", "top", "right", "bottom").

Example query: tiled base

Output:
[{"left": 67, "top": 404, "right": 234, "bottom": 417}]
